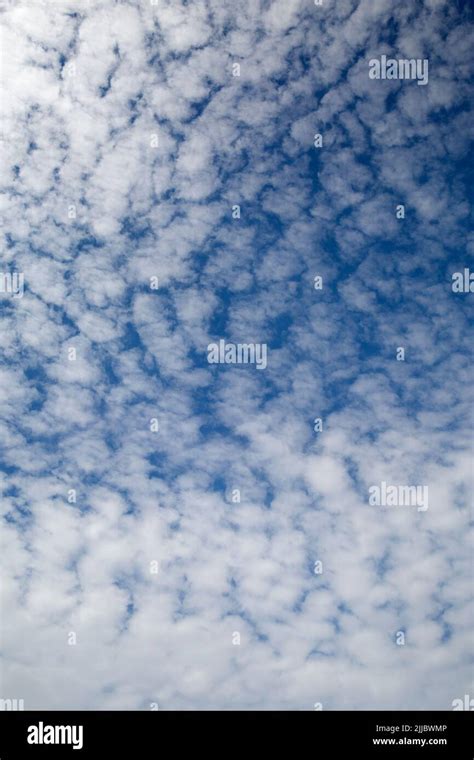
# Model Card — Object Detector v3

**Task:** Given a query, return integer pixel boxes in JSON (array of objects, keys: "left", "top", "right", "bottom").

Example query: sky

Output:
[{"left": 0, "top": 0, "right": 473, "bottom": 711}]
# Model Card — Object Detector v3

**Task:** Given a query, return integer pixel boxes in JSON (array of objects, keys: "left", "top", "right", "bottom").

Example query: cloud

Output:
[{"left": 0, "top": 0, "right": 472, "bottom": 711}]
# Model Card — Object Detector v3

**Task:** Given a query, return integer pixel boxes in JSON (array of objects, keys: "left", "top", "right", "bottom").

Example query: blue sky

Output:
[{"left": 0, "top": 0, "right": 473, "bottom": 710}]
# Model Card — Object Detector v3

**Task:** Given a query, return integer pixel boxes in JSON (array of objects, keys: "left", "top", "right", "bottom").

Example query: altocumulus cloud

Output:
[{"left": 0, "top": 0, "right": 472, "bottom": 710}]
